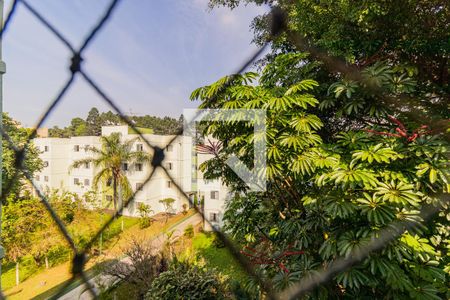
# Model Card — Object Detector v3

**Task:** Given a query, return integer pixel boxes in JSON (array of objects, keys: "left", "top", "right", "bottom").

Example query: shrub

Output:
[
  {"left": 103, "top": 239, "right": 168, "bottom": 299},
  {"left": 212, "top": 232, "right": 225, "bottom": 248},
  {"left": 139, "top": 217, "right": 152, "bottom": 229},
  {"left": 137, "top": 203, "right": 154, "bottom": 229},
  {"left": 145, "top": 260, "right": 226, "bottom": 300},
  {"left": 184, "top": 225, "right": 194, "bottom": 238}
]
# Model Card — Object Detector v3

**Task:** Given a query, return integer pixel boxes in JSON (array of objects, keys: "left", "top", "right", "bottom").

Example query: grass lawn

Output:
[
  {"left": 2, "top": 210, "right": 196, "bottom": 300},
  {"left": 1, "top": 212, "right": 138, "bottom": 292},
  {"left": 189, "top": 232, "right": 250, "bottom": 282},
  {"left": 102, "top": 230, "right": 250, "bottom": 299}
]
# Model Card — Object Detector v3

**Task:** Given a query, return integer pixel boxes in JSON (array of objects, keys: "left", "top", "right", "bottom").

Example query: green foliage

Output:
[
  {"left": 210, "top": 0, "right": 449, "bottom": 145},
  {"left": 184, "top": 224, "right": 194, "bottom": 238},
  {"left": 48, "top": 107, "right": 182, "bottom": 137},
  {"left": 145, "top": 260, "right": 226, "bottom": 300},
  {"left": 102, "top": 240, "right": 169, "bottom": 299},
  {"left": 191, "top": 50, "right": 449, "bottom": 298},
  {"left": 159, "top": 198, "right": 176, "bottom": 214},
  {"left": 2, "top": 113, "right": 43, "bottom": 202},
  {"left": 137, "top": 203, "right": 154, "bottom": 229}
]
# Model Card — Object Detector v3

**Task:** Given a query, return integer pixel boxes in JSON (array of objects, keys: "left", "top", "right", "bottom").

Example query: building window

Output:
[
  {"left": 74, "top": 178, "right": 80, "bottom": 185},
  {"left": 166, "top": 162, "right": 173, "bottom": 170},
  {"left": 35, "top": 175, "right": 40, "bottom": 181},
  {"left": 136, "top": 144, "right": 143, "bottom": 151},
  {"left": 210, "top": 191, "right": 219, "bottom": 200},
  {"left": 84, "top": 179, "right": 90, "bottom": 186},
  {"left": 136, "top": 182, "right": 143, "bottom": 191},
  {"left": 74, "top": 145, "right": 80, "bottom": 152},
  {"left": 44, "top": 176, "right": 49, "bottom": 182},
  {"left": 167, "top": 181, "right": 172, "bottom": 188},
  {"left": 122, "top": 163, "right": 128, "bottom": 171},
  {"left": 43, "top": 161, "right": 49, "bottom": 167},
  {"left": 84, "top": 162, "right": 90, "bottom": 169},
  {"left": 209, "top": 212, "right": 218, "bottom": 222},
  {"left": 84, "top": 145, "right": 90, "bottom": 151},
  {"left": 135, "top": 163, "right": 143, "bottom": 171},
  {"left": 44, "top": 146, "right": 49, "bottom": 152},
  {"left": 166, "top": 145, "right": 173, "bottom": 152}
]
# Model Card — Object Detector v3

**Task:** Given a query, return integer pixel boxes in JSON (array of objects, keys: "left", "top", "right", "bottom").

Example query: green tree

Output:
[
  {"left": 30, "top": 189, "right": 77, "bottom": 268},
  {"left": 86, "top": 107, "right": 102, "bottom": 136},
  {"left": 159, "top": 197, "right": 176, "bottom": 220},
  {"left": 1, "top": 113, "right": 43, "bottom": 202},
  {"left": 209, "top": 0, "right": 449, "bottom": 137},
  {"left": 145, "top": 260, "right": 226, "bottom": 300},
  {"left": 70, "top": 117, "right": 87, "bottom": 136},
  {"left": 71, "top": 133, "right": 151, "bottom": 213},
  {"left": 2, "top": 198, "right": 42, "bottom": 285},
  {"left": 191, "top": 61, "right": 449, "bottom": 298},
  {"left": 137, "top": 202, "right": 154, "bottom": 228},
  {"left": 48, "top": 125, "right": 71, "bottom": 138}
]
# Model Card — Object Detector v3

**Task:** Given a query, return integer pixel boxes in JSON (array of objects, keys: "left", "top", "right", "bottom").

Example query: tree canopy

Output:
[
  {"left": 2, "top": 113, "right": 43, "bottom": 203},
  {"left": 190, "top": 2, "right": 449, "bottom": 295},
  {"left": 48, "top": 107, "right": 183, "bottom": 137}
]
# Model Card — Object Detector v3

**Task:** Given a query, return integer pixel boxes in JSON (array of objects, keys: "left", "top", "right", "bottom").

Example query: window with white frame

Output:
[
  {"left": 44, "top": 176, "right": 49, "bottom": 182},
  {"left": 35, "top": 175, "right": 40, "bottom": 181},
  {"left": 84, "top": 179, "right": 90, "bottom": 186},
  {"left": 84, "top": 162, "right": 90, "bottom": 169},
  {"left": 74, "top": 178, "right": 80, "bottom": 185},
  {"left": 210, "top": 191, "right": 219, "bottom": 200},
  {"left": 135, "top": 163, "right": 143, "bottom": 171},
  {"left": 74, "top": 145, "right": 80, "bottom": 152},
  {"left": 122, "top": 163, "right": 128, "bottom": 171},
  {"left": 136, "top": 144, "right": 143, "bottom": 151},
  {"left": 44, "top": 145, "right": 49, "bottom": 152}
]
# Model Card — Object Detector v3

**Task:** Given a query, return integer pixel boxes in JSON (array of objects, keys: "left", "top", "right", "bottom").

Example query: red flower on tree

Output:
[
  {"left": 241, "top": 238, "right": 304, "bottom": 273},
  {"left": 366, "top": 115, "right": 432, "bottom": 142}
]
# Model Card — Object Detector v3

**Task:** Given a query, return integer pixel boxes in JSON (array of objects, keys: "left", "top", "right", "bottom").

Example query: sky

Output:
[{"left": 2, "top": 0, "right": 268, "bottom": 127}]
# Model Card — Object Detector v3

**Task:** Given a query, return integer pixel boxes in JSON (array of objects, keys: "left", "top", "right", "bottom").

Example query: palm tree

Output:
[{"left": 71, "top": 132, "right": 151, "bottom": 214}]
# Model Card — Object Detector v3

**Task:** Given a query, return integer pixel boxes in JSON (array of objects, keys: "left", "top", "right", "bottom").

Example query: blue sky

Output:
[{"left": 3, "top": 0, "right": 268, "bottom": 127}]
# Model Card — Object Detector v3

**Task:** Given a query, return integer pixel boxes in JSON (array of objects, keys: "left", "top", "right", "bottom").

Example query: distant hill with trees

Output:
[{"left": 48, "top": 107, "right": 183, "bottom": 137}]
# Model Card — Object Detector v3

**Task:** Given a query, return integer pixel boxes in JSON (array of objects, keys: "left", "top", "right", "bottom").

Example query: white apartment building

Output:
[
  {"left": 33, "top": 125, "right": 230, "bottom": 228},
  {"left": 197, "top": 152, "right": 230, "bottom": 230}
]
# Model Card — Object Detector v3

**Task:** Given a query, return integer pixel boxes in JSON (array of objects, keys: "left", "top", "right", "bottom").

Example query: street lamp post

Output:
[{"left": 0, "top": 0, "right": 6, "bottom": 291}]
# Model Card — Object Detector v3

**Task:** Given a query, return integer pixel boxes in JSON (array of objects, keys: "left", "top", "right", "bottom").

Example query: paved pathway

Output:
[{"left": 58, "top": 213, "right": 202, "bottom": 300}]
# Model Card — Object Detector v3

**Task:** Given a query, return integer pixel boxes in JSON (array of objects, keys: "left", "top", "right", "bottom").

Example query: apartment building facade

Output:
[{"left": 33, "top": 125, "right": 230, "bottom": 228}]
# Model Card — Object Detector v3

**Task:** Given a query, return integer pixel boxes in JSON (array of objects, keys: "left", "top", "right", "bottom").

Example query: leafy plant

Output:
[{"left": 145, "top": 260, "right": 226, "bottom": 300}]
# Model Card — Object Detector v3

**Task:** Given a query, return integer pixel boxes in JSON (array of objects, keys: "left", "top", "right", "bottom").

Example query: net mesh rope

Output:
[{"left": 0, "top": 1, "right": 447, "bottom": 299}]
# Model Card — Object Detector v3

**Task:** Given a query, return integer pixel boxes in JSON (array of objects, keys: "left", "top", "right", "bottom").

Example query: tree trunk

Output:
[
  {"left": 45, "top": 256, "right": 49, "bottom": 269},
  {"left": 113, "top": 176, "right": 117, "bottom": 214},
  {"left": 15, "top": 261, "right": 19, "bottom": 286},
  {"left": 118, "top": 183, "right": 123, "bottom": 217}
]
